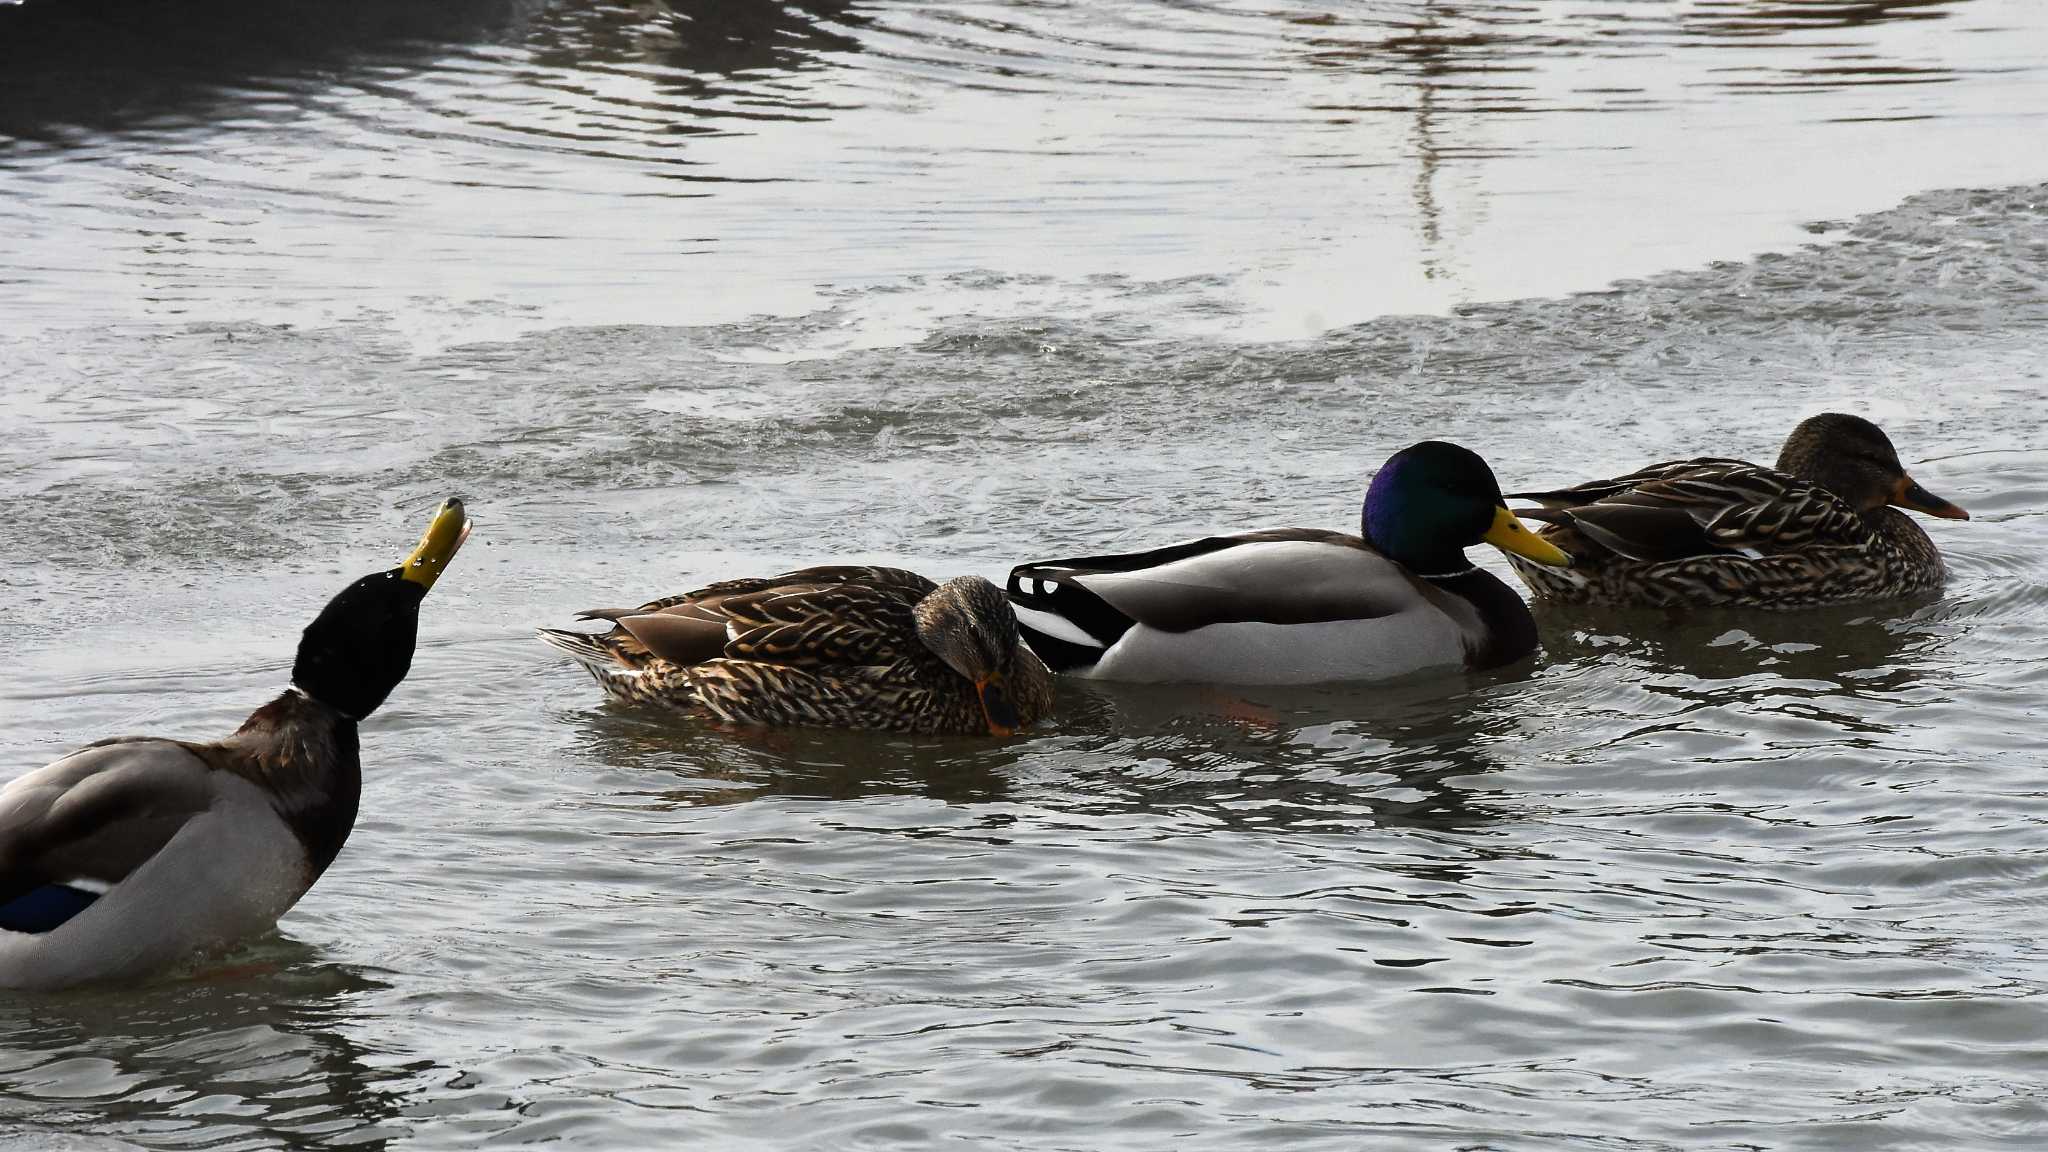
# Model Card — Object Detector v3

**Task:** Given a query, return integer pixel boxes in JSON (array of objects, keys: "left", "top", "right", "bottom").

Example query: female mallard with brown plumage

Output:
[
  {"left": 538, "top": 565, "right": 1053, "bottom": 737},
  {"left": 1504, "top": 413, "right": 1969, "bottom": 608}
]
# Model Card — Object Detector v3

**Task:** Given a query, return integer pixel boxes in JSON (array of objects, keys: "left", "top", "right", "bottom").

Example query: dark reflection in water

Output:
[
  {"left": 526, "top": 0, "right": 866, "bottom": 110},
  {"left": 569, "top": 670, "right": 1525, "bottom": 839},
  {"left": 0, "top": 0, "right": 868, "bottom": 148},
  {"left": 0, "top": 0, "right": 1994, "bottom": 152},
  {"left": 568, "top": 704, "right": 1022, "bottom": 806},
  {"left": 1683, "top": 0, "right": 1967, "bottom": 35},
  {"left": 1, "top": 0, "right": 2031, "bottom": 336},
  {"left": 1535, "top": 599, "right": 1940, "bottom": 697},
  {"left": 1046, "top": 677, "right": 1522, "bottom": 836},
  {"left": 1299, "top": 0, "right": 1975, "bottom": 96},
  {"left": 0, "top": 0, "right": 526, "bottom": 145},
  {"left": 0, "top": 947, "right": 418, "bottom": 1149}
]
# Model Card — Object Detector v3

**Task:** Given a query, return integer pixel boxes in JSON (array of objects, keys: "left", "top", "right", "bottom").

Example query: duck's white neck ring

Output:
[
  {"left": 285, "top": 684, "right": 360, "bottom": 721},
  {"left": 1421, "top": 565, "right": 1479, "bottom": 581}
]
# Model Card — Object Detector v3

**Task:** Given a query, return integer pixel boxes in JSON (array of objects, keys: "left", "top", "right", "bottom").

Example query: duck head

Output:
[
  {"left": 292, "top": 498, "right": 472, "bottom": 720},
  {"left": 1776, "top": 413, "right": 1968, "bottom": 522},
  {"left": 914, "top": 575, "right": 1028, "bottom": 736},
  {"left": 1363, "top": 441, "right": 1570, "bottom": 576}
]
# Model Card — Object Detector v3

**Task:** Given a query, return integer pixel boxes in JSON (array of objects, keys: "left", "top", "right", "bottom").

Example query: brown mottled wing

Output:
[
  {"left": 716, "top": 581, "right": 930, "bottom": 671},
  {"left": 584, "top": 565, "right": 936, "bottom": 620},
  {"left": 1510, "top": 457, "right": 1751, "bottom": 508},
  {"left": 1514, "top": 460, "right": 1865, "bottom": 562},
  {"left": 610, "top": 612, "right": 729, "bottom": 666},
  {"left": 601, "top": 566, "right": 938, "bottom": 672},
  {"left": 0, "top": 739, "right": 214, "bottom": 906}
]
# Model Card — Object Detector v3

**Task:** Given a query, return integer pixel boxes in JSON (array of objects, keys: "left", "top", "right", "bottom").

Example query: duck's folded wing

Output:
[
  {"left": 1009, "top": 529, "right": 1421, "bottom": 664},
  {"left": 620, "top": 580, "right": 922, "bottom": 670},
  {"left": 1542, "top": 467, "right": 1864, "bottom": 562},
  {"left": 0, "top": 740, "right": 214, "bottom": 932},
  {"left": 571, "top": 567, "right": 940, "bottom": 668},
  {"left": 1508, "top": 457, "right": 1750, "bottom": 508}
]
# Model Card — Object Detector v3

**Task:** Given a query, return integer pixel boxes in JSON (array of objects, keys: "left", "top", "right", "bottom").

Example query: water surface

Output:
[{"left": 2, "top": 1, "right": 2047, "bottom": 1149}]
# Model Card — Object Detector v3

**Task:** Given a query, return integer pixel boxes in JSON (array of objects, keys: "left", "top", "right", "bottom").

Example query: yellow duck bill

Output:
[
  {"left": 400, "top": 498, "right": 473, "bottom": 590},
  {"left": 1482, "top": 505, "right": 1571, "bottom": 567}
]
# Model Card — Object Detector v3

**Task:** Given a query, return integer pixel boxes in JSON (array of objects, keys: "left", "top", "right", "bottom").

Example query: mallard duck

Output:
[
  {"left": 0, "top": 499, "right": 471, "bottom": 990},
  {"left": 1504, "top": 413, "right": 1969, "bottom": 607},
  {"left": 1003, "top": 441, "right": 1571, "bottom": 684},
  {"left": 538, "top": 565, "right": 1054, "bottom": 737}
]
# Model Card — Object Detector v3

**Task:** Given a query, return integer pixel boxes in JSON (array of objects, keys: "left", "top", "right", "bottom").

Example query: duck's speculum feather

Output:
[{"left": 0, "top": 884, "right": 100, "bottom": 934}]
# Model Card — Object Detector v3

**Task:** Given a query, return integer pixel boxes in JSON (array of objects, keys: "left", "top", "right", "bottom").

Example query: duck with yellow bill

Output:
[
  {"left": 1005, "top": 441, "right": 1571, "bottom": 684},
  {"left": 0, "top": 498, "right": 472, "bottom": 989}
]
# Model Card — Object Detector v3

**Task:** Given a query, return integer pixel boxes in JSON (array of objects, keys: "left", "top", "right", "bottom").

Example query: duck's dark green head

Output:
[
  {"left": 1362, "top": 441, "right": 1568, "bottom": 576},
  {"left": 292, "top": 499, "right": 471, "bottom": 720}
]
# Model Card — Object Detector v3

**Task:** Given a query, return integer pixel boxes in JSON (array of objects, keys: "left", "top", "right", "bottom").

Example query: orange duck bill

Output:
[
  {"left": 976, "top": 673, "right": 1019, "bottom": 737},
  {"left": 1891, "top": 475, "right": 1969, "bottom": 521}
]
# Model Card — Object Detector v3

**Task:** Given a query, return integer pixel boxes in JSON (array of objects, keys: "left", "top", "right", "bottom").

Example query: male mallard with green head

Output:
[
  {"left": 539, "top": 566, "right": 1054, "bottom": 737},
  {"left": 0, "top": 499, "right": 471, "bottom": 990},
  {"left": 1505, "top": 413, "right": 1968, "bottom": 608},
  {"left": 1004, "top": 441, "right": 1571, "bottom": 683}
]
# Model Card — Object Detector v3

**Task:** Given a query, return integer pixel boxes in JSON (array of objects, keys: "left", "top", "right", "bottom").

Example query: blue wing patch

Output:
[{"left": 0, "top": 883, "right": 101, "bottom": 934}]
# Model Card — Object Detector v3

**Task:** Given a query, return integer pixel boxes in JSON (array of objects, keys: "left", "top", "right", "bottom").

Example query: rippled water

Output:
[
  {"left": 5, "top": 0, "right": 2047, "bottom": 341},
  {"left": 4, "top": 1, "right": 2048, "bottom": 1148}
]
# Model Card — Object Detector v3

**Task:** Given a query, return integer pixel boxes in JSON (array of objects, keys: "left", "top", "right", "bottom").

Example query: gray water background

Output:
[{"left": 2, "top": 1, "right": 2047, "bottom": 1148}]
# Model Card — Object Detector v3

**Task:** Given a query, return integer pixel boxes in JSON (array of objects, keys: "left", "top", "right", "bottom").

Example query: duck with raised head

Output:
[
  {"left": 538, "top": 565, "right": 1054, "bottom": 737},
  {"left": 1504, "top": 413, "right": 1969, "bottom": 608},
  {"left": 0, "top": 498, "right": 472, "bottom": 990},
  {"left": 1003, "top": 441, "right": 1571, "bottom": 684}
]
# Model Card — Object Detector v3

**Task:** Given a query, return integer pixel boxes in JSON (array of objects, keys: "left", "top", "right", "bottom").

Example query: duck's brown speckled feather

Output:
[
  {"left": 1508, "top": 458, "right": 1945, "bottom": 608},
  {"left": 541, "top": 566, "right": 1053, "bottom": 735}
]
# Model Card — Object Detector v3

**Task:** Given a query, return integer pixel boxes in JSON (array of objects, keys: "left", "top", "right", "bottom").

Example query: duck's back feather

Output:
[
  {"left": 540, "top": 565, "right": 1051, "bottom": 734},
  {"left": 0, "top": 739, "right": 213, "bottom": 916},
  {"left": 1511, "top": 458, "right": 1868, "bottom": 560},
  {"left": 1507, "top": 457, "right": 1941, "bottom": 606},
  {"left": 569, "top": 566, "right": 941, "bottom": 674},
  {"left": 0, "top": 741, "right": 309, "bottom": 988}
]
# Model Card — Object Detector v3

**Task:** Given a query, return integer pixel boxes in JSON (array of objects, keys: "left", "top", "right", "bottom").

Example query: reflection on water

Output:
[
  {"left": 525, "top": 1, "right": 866, "bottom": 113},
  {"left": 574, "top": 673, "right": 1523, "bottom": 835},
  {"left": 0, "top": 951, "right": 414, "bottom": 1149},
  {"left": 0, "top": 0, "right": 526, "bottom": 145},
  {"left": 1536, "top": 599, "right": 1940, "bottom": 695},
  {"left": 567, "top": 703, "right": 1023, "bottom": 806},
  {"left": 1046, "top": 677, "right": 1526, "bottom": 835},
  {"left": 0, "top": 0, "right": 871, "bottom": 156},
  {"left": 0, "top": 0, "right": 2041, "bottom": 336}
]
